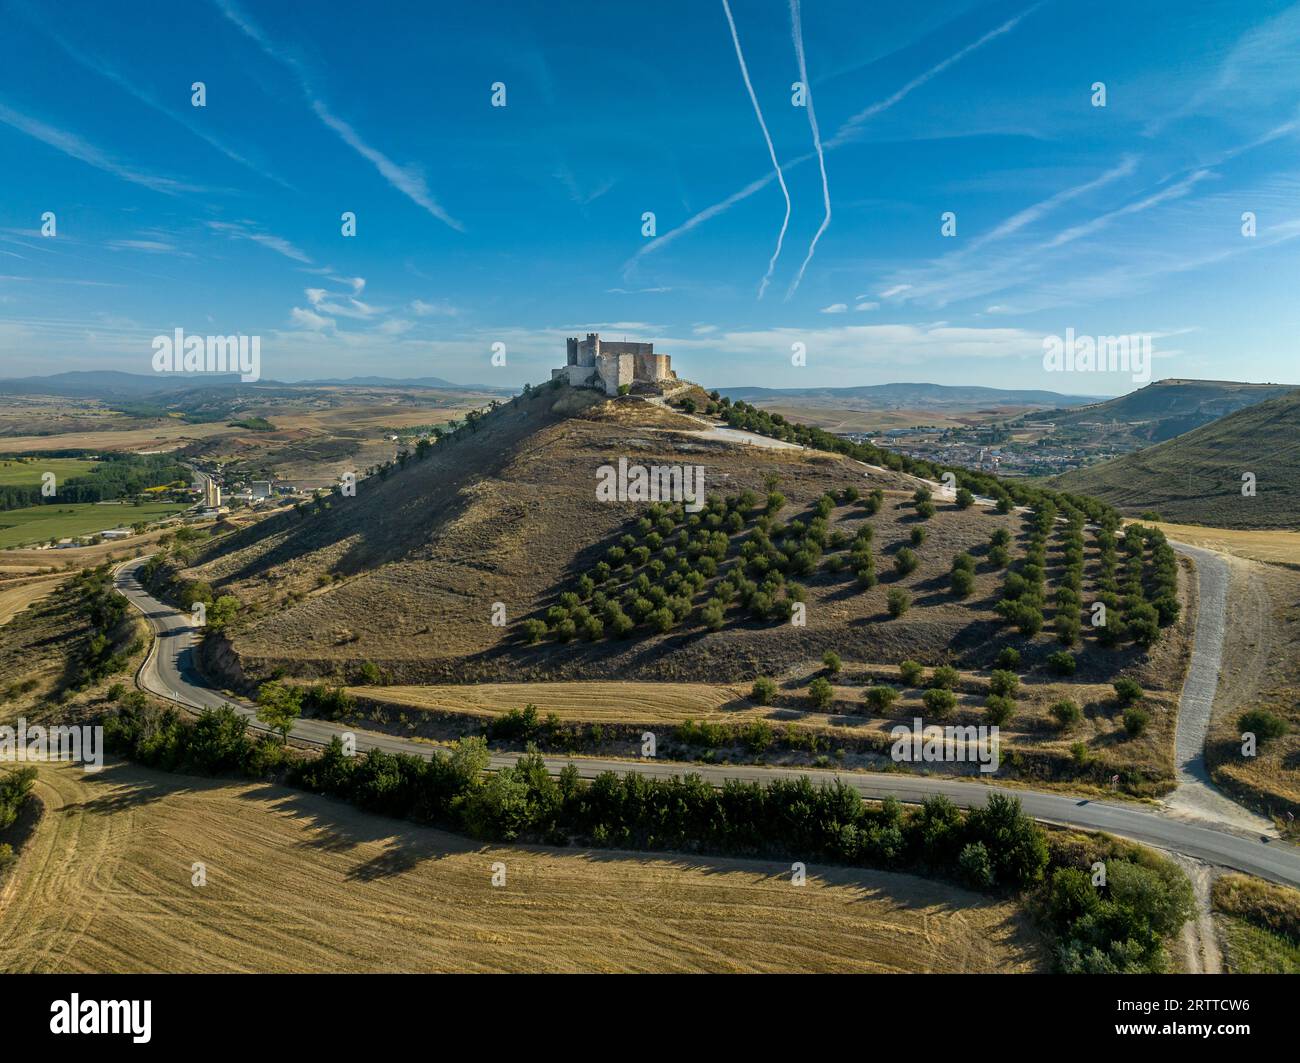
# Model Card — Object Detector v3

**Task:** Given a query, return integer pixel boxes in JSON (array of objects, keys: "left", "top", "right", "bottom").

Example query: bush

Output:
[
  {"left": 985, "top": 695, "right": 1015, "bottom": 726},
  {"left": 807, "top": 677, "right": 835, "bottom": 710},
  {"left": 951, "top": 568, "right": 975, "bottom": 597},
  {"left": 886, "top": 588, "right": 911, "bottom": 618},
  {"left": 357, "top": 661, "right": 384, "bottom": 685},
  {"left": 1238, "top": 709, "right": 1287, "bottom": 744},
  {"left": 1046, "top": 650, "right": 1077, "bottom": 676},
  {"left": 988, "top": 669, "right": 1019, "bottom": 697},
  {"left": 922, "top": 688, "right": 956, "bottom": 718},
  {"left": 899, "top": 660, "right": 924, "bottom": 686},
  {"left": 930, "top": 665, "right": 959, "bottom": 690},
  {"left": 955, "top": 487, "right": 975, "bottom": 509},
  {"left": 958, "top": 841, "right": 995, "bottom": 889},
  {"left": 521, "top": 619, "right": 547, "bottom": 644},
  {"left": 822, "top": 651, "right": 842, "bottom": 675},
  {"left": 1113, "top": 678, "right": 1143, "bottom": 705},
  {"left": 995, "top": 647, "right": 1021, "bottom": 669},
  {"left": 893, "top": 548, "right": 918, "bottom": 576},
  {"left": 751, "top": 677, "right": 777, "bottom": 705},
  {"left": 1051, "top": 699, "right": 1082, "bottom": 729},
  {"left": 865, "top": 685, "right": 898, "bottom": 712},
  {"left": 1123, "top": 707, "right": 1151, "bottom": 737},
  {"left": 910, "top": 526, "right": 927, "bottom": 546},
  {"left": 915, "top": 501, "right": 936, "bottom": 520}
]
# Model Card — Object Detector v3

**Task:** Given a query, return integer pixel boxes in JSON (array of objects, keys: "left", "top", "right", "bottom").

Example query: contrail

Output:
[
  {"left": 786, "top": 0, "right": 830, "bottom": 298},
  {"left": 720, "top": 0, "right": 791, "bottom": 299}
]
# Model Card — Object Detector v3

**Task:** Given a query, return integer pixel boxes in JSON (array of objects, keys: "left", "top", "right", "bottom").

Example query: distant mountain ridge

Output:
[
  {"left": 718, "top": 382, "right": 1104, "bottom": 408},
  {"left": 1018, "top": 379, "right": 1296, "bottom": 443},
  {"left": 0, "top": 370, "right": 509, "bottom": 398},
  {"left": 1053, "top": 387, "right": 1300, "bottom": 529}
]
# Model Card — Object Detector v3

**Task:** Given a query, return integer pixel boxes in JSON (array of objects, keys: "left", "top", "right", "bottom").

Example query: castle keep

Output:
[{"left": 552, "top": 333, "right": 675, "bottom": 395}]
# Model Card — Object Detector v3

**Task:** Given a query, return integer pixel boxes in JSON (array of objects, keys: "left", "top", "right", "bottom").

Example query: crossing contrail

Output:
[
  {"left": 720, "top": 0, "right": 792, "bottom": 299},
  {"left": 787, "top": 0, "right": 831, "bottom": 298}
]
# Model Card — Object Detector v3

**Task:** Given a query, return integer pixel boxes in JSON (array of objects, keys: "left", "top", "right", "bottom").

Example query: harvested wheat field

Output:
[
  {"left": 1145, "top": 521, "right": 1300, "bottom": 568},
  {"left": 0, "top": 760, "right": 1043, "bottom": 973}
]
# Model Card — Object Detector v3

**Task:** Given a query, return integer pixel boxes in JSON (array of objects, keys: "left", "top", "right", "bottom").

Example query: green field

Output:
[
  {"left": 0, "top": 457, "right": 100, "bottom": 487},
  {"left": 0, "top": 501, "right": 189, "bottom": 549}
]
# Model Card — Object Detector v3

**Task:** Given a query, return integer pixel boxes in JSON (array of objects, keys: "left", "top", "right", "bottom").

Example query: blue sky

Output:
[{"left": 1, "top": 0, "right": 1298, "bottom": 394}]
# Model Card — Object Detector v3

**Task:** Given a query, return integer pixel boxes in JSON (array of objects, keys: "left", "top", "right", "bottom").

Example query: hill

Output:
[
  {"left": 719, "top": 382, "right": 1098, "bottom": 409},
  {"left": 156, "top": 382, "right": 1180, "bottom": 702},
  {"left": 1016, "top": 379, "right": 1295, "bottom": 445},
  {"left": 1053, "top": 388, "right": 1300, "bottom": 528}
]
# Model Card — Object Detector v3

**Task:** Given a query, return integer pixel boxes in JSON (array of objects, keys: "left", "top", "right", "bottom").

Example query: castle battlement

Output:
[{"left": 553, "top": 333, "right": 675, "bottom": 395}]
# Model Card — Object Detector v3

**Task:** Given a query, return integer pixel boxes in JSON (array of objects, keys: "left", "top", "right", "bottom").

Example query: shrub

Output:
[
  {"left": 1046, "top": 650, "right": 1077, "bottom": 676},
  {"left": 1113, "top": 678, "right": 1143, "bottom": 705},
  {"left": 955, "top": 487, "right": 975, "bottom": 509},
  {"left": 985, "top": 695, "right": 1015, "bottom": 726},
  {"left": 751, "top": 677, "right": 777, "bottom": 704},
  {"left": 988, "top": 669, "right": 1019, "bottom": 697},
  {"left": 1238, "top": 709, "right": 1287, "bottom": 744},
  {"left": 893, "top": 548, "right": 918, "bottom": 576},
  {"left": 521, "top": 619, "right": 547, "bottom": 644},
  {"left": 357, "top": 661, "right": 384, "bottom": 685},
  {"left": 951, "top": 568, "right": 975, "bottom": 597},
  {"left": 922, "top": 688, "right": 957, "bottom": 718},
  {"left": 1123, "top": 706, "right": 1151, "bottom": 737},
  {"left": 899, "top": 660, "right": 924, "bottom": 686},
  {"left": 807, "top": 677, "right": 835, "bottom": 710},
  {"left": 910, "top": 526, "right": 927, "bottom": 546},
  {"left": 865, "top": 685, "right": 898, "bottom": 712},
  {"left": 958, "top": 841, "right": 995, "bottom": 889},
  {"left": 930, "top": 665, "right": 959, "bottom": 690},
  {"left": 1051, "top": 699, "right": 1082, "bottom": 729},
  {"left": 887, "top": 588, "right": 911, "bottom": 617},
  {"left": 822, "top": 651, "right": 842, "bottom": 675},
  {"left": 995, "top": 647, "right": 1021, "bottom": 669},
  {"left": 915, "top": 501, "right": 936, "bottom": 520}
]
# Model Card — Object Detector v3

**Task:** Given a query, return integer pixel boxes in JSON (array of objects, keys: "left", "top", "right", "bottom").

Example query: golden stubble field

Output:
[{"left": 0, "top": 760, "right": 1043, "bottom": 973}]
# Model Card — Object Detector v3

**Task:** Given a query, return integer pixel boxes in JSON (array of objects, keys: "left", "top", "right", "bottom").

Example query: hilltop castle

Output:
[{"left": 552, "top": 333, "right": 676, "bottom": 396}]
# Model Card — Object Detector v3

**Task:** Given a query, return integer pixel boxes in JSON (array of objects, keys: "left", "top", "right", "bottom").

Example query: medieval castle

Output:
[{"left": 552, "top": 333, "right": 676, "bottom": 395}]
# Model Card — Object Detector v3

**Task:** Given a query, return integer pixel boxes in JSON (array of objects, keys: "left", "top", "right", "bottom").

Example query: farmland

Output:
[
  {"left": 0, "top": 760, "right": 1042, "bottom": 973},
  {"left": 0, "top": 501, "right": 189, "bottom": 549}
]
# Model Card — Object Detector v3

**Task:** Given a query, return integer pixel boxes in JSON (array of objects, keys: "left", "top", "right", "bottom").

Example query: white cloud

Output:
[
  {"left": 290, "top": 306, "right": 334, "bottom": 330},
  {"left": 820, "top": 303, "right": 848, "bottom": 314}
]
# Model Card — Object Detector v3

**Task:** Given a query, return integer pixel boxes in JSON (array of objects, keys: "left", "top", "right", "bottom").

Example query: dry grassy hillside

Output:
[{"left": 173, "top": 383, "right": 1186, "bottom": 713}]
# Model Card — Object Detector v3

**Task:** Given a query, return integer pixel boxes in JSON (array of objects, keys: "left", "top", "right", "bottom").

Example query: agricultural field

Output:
[
  {"left": 0, "top": 760, "right": 1042, "bottom": 973},
  {"left": 0, "top": 456, "right": 99, "bottom": 485},
  {"left": 1143, "top": 521, "right": 1300, "bottom": 568},
  {"left": 0, "top": 501, "right": 189, "bottom": 549}
]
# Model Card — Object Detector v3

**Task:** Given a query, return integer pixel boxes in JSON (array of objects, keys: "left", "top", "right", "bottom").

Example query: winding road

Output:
[{"left": 114, "top": 555, "right": 1300, "bottom": 888}]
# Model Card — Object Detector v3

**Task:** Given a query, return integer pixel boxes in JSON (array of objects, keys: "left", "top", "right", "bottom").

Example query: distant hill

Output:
[
  {"left": 1016, "top": 379, "right": 1295, "bottom": 444},
  {"left": 0, "top": 370, "right": 508, "bottom": 399},
  {"left": 718, "top": 382, "right": 1101, "bottom": 409},
  {"left": 1053, "top": 388, "right": 1300, "bottom": 529},
  {"left": 0, "top": 370, "right": 245, "bottom": 398}
]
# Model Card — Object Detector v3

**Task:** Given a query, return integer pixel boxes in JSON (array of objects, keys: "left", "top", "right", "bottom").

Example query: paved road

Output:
[{"left": 114, "top": 556, "right": 1300, "bottom": 887}]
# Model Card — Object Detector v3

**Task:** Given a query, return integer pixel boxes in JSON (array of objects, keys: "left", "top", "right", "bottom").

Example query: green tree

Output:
[{"left": 255, "top": 682, "right": 303, "bottom": 745}]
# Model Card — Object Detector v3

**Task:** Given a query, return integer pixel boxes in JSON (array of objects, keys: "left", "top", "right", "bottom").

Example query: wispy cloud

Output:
[
  {"left": 206, "top": 220, "right": 313, "bottom": 263},
  {"left": 825, "top": 5, "right": 1040, "bottom": 150},
  {"left": 15, "top": 2, "right": 292, "bottom": 190},
  {"left": 721, "top": 0, "right": 791, "bottom": 299},
  {"left": 214, "top": 0, "right": 462, "bottom": 230},
  {"left": 629, "top": 6, "right": 1037, "bottom": 278},
  {"left": 0, "top": 101, "right": 205, "bottom": 196},
  {"left": 786, "top": 0, "right": 831, "bottom": 298}
]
